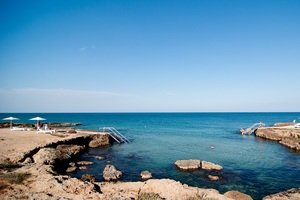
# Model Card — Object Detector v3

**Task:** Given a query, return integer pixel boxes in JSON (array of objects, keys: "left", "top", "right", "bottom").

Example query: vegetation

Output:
[
  {"left": 0, "top": 161, "right": 20, "bottom": 171},
  {"left": 138, "top": 193, "right": 163, "bottom": 200},
  {"left": 0, "top": 172, "right": 30, "bottom": 184}
]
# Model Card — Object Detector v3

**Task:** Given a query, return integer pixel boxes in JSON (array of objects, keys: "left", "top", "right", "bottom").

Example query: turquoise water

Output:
[{"left": 1, "top": 113, "right": 300, "bottom": 199}]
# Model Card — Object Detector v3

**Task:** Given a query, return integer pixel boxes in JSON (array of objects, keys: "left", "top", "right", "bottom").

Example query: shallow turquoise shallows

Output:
[{"left": 2, "top": 112, "right": 299, "bottom": 200}]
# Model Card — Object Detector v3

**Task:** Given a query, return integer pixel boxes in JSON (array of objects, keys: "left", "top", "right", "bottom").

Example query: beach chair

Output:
[
  {"left": 11, "top": 127, "right": 27, "bottom": 131},
  {"left": 37, "top": 124, "right": 56, "bottom": 134}
]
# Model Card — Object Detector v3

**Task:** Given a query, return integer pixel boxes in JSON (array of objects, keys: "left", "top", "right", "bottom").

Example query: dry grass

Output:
[{"left": 0, "top": 172, "right": 31, "bottom": 184}]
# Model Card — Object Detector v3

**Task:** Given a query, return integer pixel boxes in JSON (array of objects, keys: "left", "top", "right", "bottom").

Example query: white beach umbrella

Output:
[
  {"left": 2, "top": 117, "right": 19, "bottom": 128},
  {"left": 29, "top": 117, "right": 46, "bottom": 127}
]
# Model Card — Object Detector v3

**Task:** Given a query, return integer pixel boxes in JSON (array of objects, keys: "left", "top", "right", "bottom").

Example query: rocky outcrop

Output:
[
  {"left": 89, "top": 134, "right": 110, "bottom": 148},
  {"left": 103, "top": 164, "right": 122, "bottom": 181},
  {"left": 33, "top": 148, "right": 59, "bottom": 165},
  {"left": 255, "top": 128, "right": 300, "bottom": 151},
  {"left": 224, "top": 190, "right": 253, "bottom": 200},
  {"left": 140, "top": 170, "right": 152, "bottom": 180},
  {"left": 263, "top": 188, "right": 300, "bottom": 200},
  {"left": 175, "top": 159, "right": 223, "bottom": 171},
  {"left": 33, "top": 145, "right": 85, "bottom": 165}
]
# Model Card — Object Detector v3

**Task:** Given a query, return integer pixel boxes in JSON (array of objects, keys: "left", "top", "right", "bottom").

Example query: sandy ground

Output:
[{"left": 0, "top": 128, "right": 89, "bottom": 162}]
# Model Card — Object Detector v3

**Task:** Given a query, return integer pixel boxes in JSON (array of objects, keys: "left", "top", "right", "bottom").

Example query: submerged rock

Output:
[
  {"left": 201, "top": 160, "right": 223, "bottom": 171},
  {"left": 224, "top": 190, "right": 253, "bottom": 200},
  {"left": 208, "top": 175, "right": 220, "bottom": 181},
  {"left": 174, "top": 159, "right": 201, "bottom": 170},
  {"left": 140, "top": 170, "right": 152, "bottom": 180},
  {"left": 103, "top": 164, "right": 122, "bottom": 181},
  {"left": 77, "top": 161, "right": 93, "bottom": 166},
  {"left": 66, "top": 166, "right": 77, "bottom": 173},
  {"left": 79, "top": 166, "right": 87, "bottom": 170},
  {"left": 95, "top": 156, "right": 105, "bottom": 160}
]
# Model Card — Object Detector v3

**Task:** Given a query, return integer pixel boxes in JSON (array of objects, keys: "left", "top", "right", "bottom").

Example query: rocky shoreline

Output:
[{"left": 0, "top": 128, "right": 299, "bottom": 200}]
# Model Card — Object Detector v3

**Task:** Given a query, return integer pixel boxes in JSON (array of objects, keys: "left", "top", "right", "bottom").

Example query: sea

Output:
[{"left": 1, "top": 112, "right": 300, "bottom": 200}]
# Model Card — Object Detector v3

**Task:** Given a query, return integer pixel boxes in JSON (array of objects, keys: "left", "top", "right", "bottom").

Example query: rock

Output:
[
  {"left": 208, "top": 175, "right": 220, "bottom": 181},
  {"left": 201, "top": 161, "right": 223, "bottom": 170},
  {"left": 95, "top": 156, "right": 105, "bottom": 160},
  {"left": 224, "top": 190, "right": 253, "bottom": 200},
  {"left": 77, "top": 161, "right": 93, "bottom": 166},
  {"left": 69, "top": 162, "right": 76, "bottom": 167},
  {"left": 48, "top": 122, "right": 82, "bottom": 127},
  {"left": 66, "top": 166, "right": 77, "bottom": 173},
  {"left": 23, "top": 157, "right": 33, "bottom": 164},
  {"left": 263, "top": 188, "right": 300, "bottom": 200},
  {"left": 33, "top": 148, "right": 59, "bottom": 165},
  {"left": 81, "top": 174, "right": 96, "bottom": 183},
  {"left": 79, "top": 166, "right": 87, "bottom": 170},
  {"left": 56, "top": 145, "right": 85, "bottom": 159},
  {"left": 174, "top": 159, "right": 201, "bottom": 170},
  {"left": 89, "top": 134, "right": 110, "bottom": 148},
  {"left": 103, "top": 164, "right": 122, "bottom": 181},
  {"left": 140, "top": 171, "right": 152, "bottom": 180},
  {"left": 66, "top": 129, "right": 77, "bottom": 134}
]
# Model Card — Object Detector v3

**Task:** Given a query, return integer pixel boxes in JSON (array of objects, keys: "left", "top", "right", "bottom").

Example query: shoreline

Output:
[{"left": 0, "top": 128, "right": 299, "bottom": 200}]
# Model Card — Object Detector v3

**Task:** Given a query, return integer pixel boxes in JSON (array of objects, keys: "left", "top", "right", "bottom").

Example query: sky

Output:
[{"left": 0, "top": 0, "right": 299, "bottom": 112}]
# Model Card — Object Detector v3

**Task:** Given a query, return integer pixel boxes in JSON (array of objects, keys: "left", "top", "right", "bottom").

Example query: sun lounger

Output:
[
  {"left": 37, "top": 124, "right": 56, "bottom": 134},
  {"left": 11, "top": 127, "right": 27, "bottom": 131}
]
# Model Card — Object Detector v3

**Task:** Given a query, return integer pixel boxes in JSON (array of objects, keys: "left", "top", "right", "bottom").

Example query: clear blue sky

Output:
[{"left": 0, "top": 0, "right": 299, "bottom": 112}]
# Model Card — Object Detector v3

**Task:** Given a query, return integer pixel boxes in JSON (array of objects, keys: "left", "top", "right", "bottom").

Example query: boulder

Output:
[
  {"left": 81, "top": 174, "right": 96, "bottom": 183},
  {"left": 201, "top": 161, "right": 223, "bottom": 171},
  {"left": 77, "top": 161, "right": 93, "bottom": 166},
  {"left": 103, "top": 164, "right": 122, "bottom": 181},
  {"left": 263, "top": 188, "right": 300, "bottom": 200},
  {"left": 224, "top": 190, "right": 253, "bottom": 200},
  {"left": 89, "top": 134, "right": 110, "bottom": 148},
  {"left": 174, "top": 160, "right": 201, "bottom": 170},
  {"left": 208, "top": 175, "right": 220, "bottom": 181},
  {"left": 140, "top": 170, "right": 152, "bottom": 180},
  {"left": 66, "top": 166, "right": 77, "bottom": 173}
]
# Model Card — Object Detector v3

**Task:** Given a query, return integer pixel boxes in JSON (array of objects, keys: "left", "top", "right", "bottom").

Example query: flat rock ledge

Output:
[
  {"left": 255, "top": 127, "right": 300, "bottom": 151},
  {"left": 224, "top": 190, "right": 253, "bottom": 200},
  {"left": 263, "top": 188, "right": 300, "bottom": 200},
  {"left": 175, "top": 159, "right": 223, "bottom": 171}
]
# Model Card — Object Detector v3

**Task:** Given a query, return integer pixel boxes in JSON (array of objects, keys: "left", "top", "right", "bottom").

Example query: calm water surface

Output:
[{"left": 2, "top": 113, "right": 300, "bottom": 200}]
